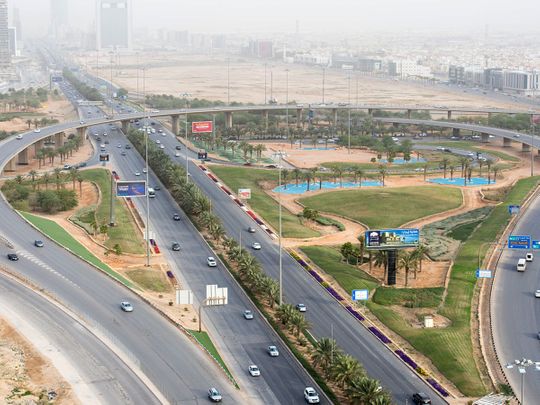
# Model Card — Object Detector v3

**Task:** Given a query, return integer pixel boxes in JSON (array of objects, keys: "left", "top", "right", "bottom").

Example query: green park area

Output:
[
  {"left": 209, "top": 165, "right": 319, "bottom": 238},
  {"left": 300, "top": 186, "right": 462, "bottom": 228},
  {"left": 72, "top": 169, "right": 146, "bottom": 254}
]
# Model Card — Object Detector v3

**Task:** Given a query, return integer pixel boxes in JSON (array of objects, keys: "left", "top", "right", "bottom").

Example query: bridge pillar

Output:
[
  {"left": 171, "top": 114, "right": 180, "bottom": 135},
  {"left": 34, "top": 139, "right": 44, "bottom": 155},
  {"left": 522, "top": 143, "right": 531, "bottom": 152},
  {"left": 368, "top": 108, "right": 373, "bottom": 117},
  {"left": 3, "top": 156, "right": 16, "bottom": 172},
  {"left": 481, "top": 133, "right": 489, "bottom": 143},
  {"left": 121, "top": 120, "right": 130, "bottom": 133},
  {"left": 452, "top": 128, "right": 460, "bottom": 137},
  {"left": 262, "top": 110, "right": 269, "bottom": 131},
  {"left": 77, "top": 127, "right": 86, "bottom": 140},
  {"left": 407, "top": 109, "right": 412, "bottom": 119},
  {"left": 503, "top": 137, "right": 512, "bottom": 147},
  {"left": 225, "top": 112, "right": 233, "bottom": 128},
  {"left": 296, "top": 108, "right": 303, "bottom": 128},
  {"left": 392, "top": 122, "right": 398, "bottom": 128},
  {"left": 55, "top": 132, "right": 65, "bottom": 148},
  {"left": 17, "top": 148, "right": 29, "bottom": 165},
  {"left": 447, "top": 110, "right": 452, "bottom": 120},
  {"left": 332, "top": 108, "right": 338, "bottom": 127}
]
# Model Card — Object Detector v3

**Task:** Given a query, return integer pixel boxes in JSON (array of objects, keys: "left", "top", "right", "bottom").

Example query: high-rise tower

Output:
[{"left": 96, "top": 0, "right": 132, "bottom": 50}]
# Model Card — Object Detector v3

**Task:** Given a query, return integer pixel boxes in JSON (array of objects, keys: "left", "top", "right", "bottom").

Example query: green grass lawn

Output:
[
  {"left": 189, "top": 330, "right": 237, "bottom": 387},
  {"left": 372, "top": 287, "right": 444, "bottom": 308},
  {"left": 300, "top": 186, "right": 462, "bottom": 228},
  {"left": 80, "top": 169, "right": 145, "bottom": 254},
  {"left": 125, "top": 269, "right": 172, "bottom": 293},
  {"left": 209, "top": 166, "right": 319, "bottom": 238},
  {"left": 446, "top": 220, "right": 482, "bottom": 241},
  {"left": 300, "top": 246, "right": 379, "bottom": 294},
  {"left": 20, "top": 211, "right": 136, "bottom": 289}
]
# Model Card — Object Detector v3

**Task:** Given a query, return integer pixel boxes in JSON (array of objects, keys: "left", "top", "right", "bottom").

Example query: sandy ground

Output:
[
  {"left": 0, "top": 96, "right": 78, "bottom": 133},
  {"left": 0, "top": 318, "right": 76, "bottom": 404},
  {"left": 76, "top": 52, "right": 528, "bottom": 110}
]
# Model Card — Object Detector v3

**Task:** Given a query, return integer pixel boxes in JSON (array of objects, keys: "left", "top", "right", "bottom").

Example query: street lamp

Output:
[
  {"left": 506, "top": 358, "right": 540, "bottom": 404},
  {"left": 276, "top": 151, "right": 285, "bottom": 305},
  {"left": 142, "top": 119, "right": 151, "bottom": 267},
  {"left": 182, "top": 92, "right": 192, "bottom": 183},
  {"left": 264, "top": 63, "right": 267, "bottom": 105},
  {"left": 227, "top": 58, "right": 230, "bottom": 106},
  {"left": 285, "top": 69, "right": 290, "bottom": 142}
]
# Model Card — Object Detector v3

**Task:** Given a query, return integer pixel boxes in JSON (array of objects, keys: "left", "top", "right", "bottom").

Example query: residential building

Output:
[
  {"left": 389, "top": 60, "right": 432, "bottom": 78},
  {"left": 503, "top": 70, "right": 539, "bottom": 95},
  {"left": 0, "top": 0, "right": 10, "bottom": 70},
  {"left": 96, "top": 0, "right": 132, "bottom": 50},
  {"left": 8, "top": 26, "right": 15, "bottom": 56}
]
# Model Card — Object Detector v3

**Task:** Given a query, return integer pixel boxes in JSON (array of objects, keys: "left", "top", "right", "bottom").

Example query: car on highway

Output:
[
  {"left": 296, "top": 303, "right": 307, "bottom": 312},
  {"left": 252, "top": 242, "right": 261, "bottom": 250},
  {"left": 175, "top": 152, "right": 180, "bottom": 157},
  {"left": 125, "top": 144, "right": 131, "bottom": 149},
  {"left": 248, "top": 365, "right": 260, "bottom": 377},
  {"left": 104, "top": 140, "right": 109, "bottom": 144},
  {"left": 63, "top": 164, "right": 71, "bottom": 170},
  {"left": 207, "top": 387, "right": 222, "bottom": 402},
  {"left": 526, "top": 252, "right": 534, "bottom": 262},
  {"left": 304, "top": 387, "right": 320, "bottom": 403},
  {"left": 175, "top": 145, "right": 182, "bottom": 150},
  {"left": 121, "top": 151, "right": 127, "bottom": 156},
  {"left": 80, "top": 120, "right": 85, "bottom": 124},
  {"left": 33, "top": 128, "right": 41, "bottom": 133},
  {"left": 412, "top": 392, "right": 431, "bottom": 404},
  {"left": 248, "top": 227, "right": 256, "bottom": 233},
  {"left": 535, "top": 290, "right": 540, "bottom": 298},
  {"left": 117, "top": 144, "right": 122, "bottom": 148},
  {"left": 34, "top": 240, "right": 44, "bottom": 248},
  {"left": 173, "top": 213, "right": 181, "bottom": 221},
  {"left": 267, "top": 345, "right": 279, "bottom": 357},
  {"left": 7, "top": 253, "right": 18, "bottom": 261},
  {"left": 142, "top": 168, "right": 147, "bottom": 173},
  {"left": 159, "top": 145, "right": 165, "bottom": 149},
  {"left": 243, "top": 310, "right": 254, "bottom": 320},
  {"left": 16, "top": 134, "right": 22, "bottom": 140},
  {"left": 207, "top": 257, "right": 217, "bottom": 267},
  {"left": 171, "top": 242, "right": 181, "bottom": 251},
  {"left": 120, "top": 301, "right": 134, "bottom": 312},
  {"left": 134, "top": 171, "right": 141, "bottom": 176}
]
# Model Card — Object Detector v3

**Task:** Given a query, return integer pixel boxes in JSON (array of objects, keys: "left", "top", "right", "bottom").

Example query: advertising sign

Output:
[
  {"left": 116, "top": 181, "right": 147, "bottom": 197},
  {"left": 238, "top": 188, "right": 251, "bottom": 199},
  {"left": 191, "top": 121, "right": 213, "bottom": 133},
  {"left": 365, "top": 228, "right": 420, "bottom": 250},
  {"left": 352, "top": 289, "right": 369, "bottom": 301},
  {"left": 99, "top": 153, "right": 109, "bottom": 162},
  {"left": 508, "top": 205, "right": 520, "bottom": 215},
  {"left": 508, "top": 235, "right": 531, "bottom": 249},
  {"left": 476, "top": 269, "right": 492, "bottom": 278}
]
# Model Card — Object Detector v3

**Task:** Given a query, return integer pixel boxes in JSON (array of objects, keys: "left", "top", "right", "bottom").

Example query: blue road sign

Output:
[
  {"left": 476, "top": 269, "right": 492, "bottom": 278},
  {"left": 508, "top": 235, "right": 531, "bottom": 249},
  {"left": 352, "top": 289, "right": 369, "bottom": 301},
  {"left": 533, "top": 240, "right": 540, "bottom": 250},
  {"left": 508, "top": 205, "right": 520, "bottom": 215}
]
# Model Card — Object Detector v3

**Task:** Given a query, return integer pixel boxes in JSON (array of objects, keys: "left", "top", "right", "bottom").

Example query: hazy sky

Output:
[{"left": 9, "top": 0, "right": 539, "bottom": 37}]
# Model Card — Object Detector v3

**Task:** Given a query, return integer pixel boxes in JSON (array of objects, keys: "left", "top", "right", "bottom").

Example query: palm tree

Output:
[
  {"left": 412, "top": 244, "right": 429, "bottom": 277},
  {"left": 353, "top": 167, "right": 365, "bottom": 186},
  {"left": 289, "top": 311, "right": 310, "bottom": 337},
  {"left": 262, "top": 276, "right": 279, "bottom": 308},
  {"left": 15, "top": 175, "right": 23, "bottom": 184},
  {"left": 441, "top": 157, "right": 450, "bottom": 178},
  {"left": 459, "top": 156, "right": 469, "bottom": 178},
  {"left": 276, "top": 303, "right": 296, "bottom": 326},
  {"left": 449, "top": 165, "right": 455, "bottom": 180},
  {"left": 42, "top": 172, "right": 50, "bottom": 190},
  {"left": 282, "top": 169, "right": 289, "bottom": 190},
  {"left": 331, "top": 353, "right": 364, "bottom": 388},
  {"left": 311, "top": 337, "right": 340, "bottom": 376},
  {"left": 398, "top": 250, "right": 417, "bottom": 287},
  {"left": 304, "top": 169, "right": 315, "bottom": 191},
  {"left": 332, "top": 166, "right": 344, "bottom": 187},
  {"left": 53, "top": 167, "right": 62, "bottom": 190},
  {"left": 374, "top": 250, "right": 388, "bottom": 282},
  {"left": 423, "top": 163, "right": 428, "bottom": 181},
  {"left": 378, "top": 165, "right": 387, "bottom": 187},
  {"left": 486, "top": 158, "right": 494, "bottom": 184},
  {"left": 357, "top": 234, "right": 365, "bottom": 265},
  {"left": 478, "top": 159, "right": 484, "bottom": 177},
  {"left": 346, "top": 377, "right": 387, "bottom": 405},
  {"left": 77, "top": 175, "right": 84, "bottom": 196},
  {"left": 69, "top": 167, "right": 79, "bottom": 190},
  {"left": 292, "top": 168, "right": 302, "bottom": 186},
  {"left": 25, "top": 118, "right": 32, "bottom": 129},
  {"left": 493, "top": 165, "right": 500, "bottom": 182},
  {"left": 28, "top": 170, "right": 37, "bottom": 190}
]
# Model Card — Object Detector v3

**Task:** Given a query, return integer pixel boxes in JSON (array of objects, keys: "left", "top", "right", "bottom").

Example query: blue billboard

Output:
[
  {"left": 508, "top": 235, "right": 531, "bottom": 249},
  {"left": 116, "top": 181, "right": 146, "bottom": 197},
  {"left": 365, "top": 228, "right": 420, "bottom": 250}
]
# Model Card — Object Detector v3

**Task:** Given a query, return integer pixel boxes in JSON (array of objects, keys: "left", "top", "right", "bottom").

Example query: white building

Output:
[
  {"left": 388, "top": 60, "right": 432, "bottom": 79},
  {"left": 503, "top": 70, "right": 539, "bottom": 95}
]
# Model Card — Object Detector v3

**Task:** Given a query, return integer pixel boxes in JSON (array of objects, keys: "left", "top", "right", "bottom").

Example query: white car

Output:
[
  {"left": 243, "top": 310, "right": 254, "bottom": 320},
  {"left": 207, "top": 257, "right": 217, "bottom": 267},
  {"left": 248, "top": 365, "right": 260, "bottom": 377},
  {"left": 252, "top": 242, "right": 261, "bottom": 250},
  {"left": 267, "top": 345, "right": 279, "bottom": 357},
  {"left": 304, "top": 387, "right": 320, "bottom": 404},
  {"left": 16, "top": 134, "right": 22, "bottom": 140},
  {"left": 134, "top": 171, "right": 141, "bottom": 176},
  {"left": 535, "top": 290, "right": 540, "bottom": 298},
  {"left": 33, "top": 128, "right": 41, "bottom": 133},
  {"left": 156, "top": 139, "right": 161, "bottom": 144},
  {"left": 120, "top": 301, "right": 133, "bottom": 312},
  {"left": 207, "top": 387, "right": 222, "bottom": 402},
  {"left": 142, "top": 168, "right": 147, "bottom": 173},
  {"left": 159, "top": 144, "right": 165, "bottom": 149},
  {"left": 175, "top": 152, "right": 181, "bottom": 157},
  {"left": 296, "top": 303, "right": 307, "bottom": 312},
  {"left": 526, "top": 252, "right": 534, "bottom": 262}
]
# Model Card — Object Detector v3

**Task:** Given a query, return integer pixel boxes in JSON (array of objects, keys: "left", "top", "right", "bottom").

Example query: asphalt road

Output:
[
  {"left": 0, "top": 272, "right": 160, "bottom": 405},
  {"left": 492, "top": 192, "right": 540, "bottom": 404}
]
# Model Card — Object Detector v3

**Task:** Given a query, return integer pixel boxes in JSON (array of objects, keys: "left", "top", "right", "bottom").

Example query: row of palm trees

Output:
[
  {"left": 197, "top": 136, "right": 268, "bottom": 161},
  {"left": 126, "top": 129, "right": 391, "bottom": 403},
  {"left": 25, "top": 117, "right": 59, "bottom": 130},
  {"left": 439, "top": 156, "right": 499, "bottom": 183},
  {"left": 35, "top": 134, "right": 84, "bottom": 169},
  {"left": 15, "top": 167, "right": 84, "bottom": 195}
]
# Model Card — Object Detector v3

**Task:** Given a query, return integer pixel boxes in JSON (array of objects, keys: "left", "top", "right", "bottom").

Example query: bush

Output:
[{"left": 36, "top": 190, "right": 62, "bottom": 213}]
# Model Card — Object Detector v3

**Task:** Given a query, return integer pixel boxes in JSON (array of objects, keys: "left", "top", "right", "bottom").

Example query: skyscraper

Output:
[
  {"left": 0, "top": 0, "right": 10, "bottom": 70},
  {"left": 96, "top": 0, "right": 132, "bottom": 50},
  {"left": 13, "top": 7, "right": 21, "bottom": 41},
  {"left": 50, "top": 0, "right": 69, "bottom": 39}
]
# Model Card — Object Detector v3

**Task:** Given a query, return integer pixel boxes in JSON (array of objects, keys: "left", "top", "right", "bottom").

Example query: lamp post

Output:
[
  {"left": 144, "top": 118, "right": 151, "bottom": 267},
  {"left": 506, "top": 358, "right": 540, "bottom": 405},
  {"left": 277, "top": 151, "right": 284, "bottom": 305},
  {"left": 264, "top": 63, "right": 267, "bottom": 105},
  {"left": 227, "top": 58, "right": 230, "bottom": 106},
  {"left": 285, "top": 69, "right": 290, "bottom": 142}
]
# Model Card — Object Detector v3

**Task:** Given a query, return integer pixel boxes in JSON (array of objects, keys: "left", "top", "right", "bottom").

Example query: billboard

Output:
[
  {"left": 365, "top": 228, "right": 420, "bottom": 250},
  {"left": 192, "top": 121, "right": 213, "bottom": 133},
  {"left": 116, "top": 181, "right": 146, "bottom": 197},
  {"left": 508, "top": 235, "right": 531, "bottom": 249},
  {"left": 99, "top": 153, "right": 110, "bottom": 162},
  {"left": 238, "top": 188, "right": 251, "bottom": 199}
]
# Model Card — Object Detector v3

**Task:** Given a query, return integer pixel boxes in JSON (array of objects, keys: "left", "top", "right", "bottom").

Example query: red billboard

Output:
[{"left": 191, "top": 121, "right": 213, "bottom": 133}]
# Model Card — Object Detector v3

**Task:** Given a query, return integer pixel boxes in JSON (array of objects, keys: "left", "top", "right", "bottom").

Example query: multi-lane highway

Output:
[{"left": 492, "top": 191, "right": 540, "bottom": 404}]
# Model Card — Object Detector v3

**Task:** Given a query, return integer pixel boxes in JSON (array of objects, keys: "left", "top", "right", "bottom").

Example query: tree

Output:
[
  {"left": 353, "top": 167, "right": 365, "bottom": 186},
  {"left": 486, "top": 158, "right": 494, "bottom": 184},
  {"left": 281, "top": 169, "right": 289, "bottom": 189},
  {"left": 42, "top": 172, "right": 50, "bottom": 190},
  {"left": 423, "top": 164, "right": 428, "bottom": 181},
  {"left": 398, "top": 250, "right": 417, "bottom": 287},
  {"left": 26, "top": 119, "right": 32, "bottom": 129},
  {"left": 374, "top": 250, "right": 388, "bottom": 282},
  {"left": 331, "top": 166, "right": 344, "bottom": 187},
  {"left": 312, "top": 337, "right": 340, "bottom": 376},
  {"left": 357, "top": 234, "right": 366, "bottom": 265},
  {"left": 99, "top": 224, "right": 108, "bottom": 237},
  {"left": 340, "top": 242, "right": 355, "bottom": 263},
  {"left": 292, "top": 168, "right": 302, "bottom": 186},
  {"left": 346, "top": 377, "right": 389, "bottom": 405},
  {"left": 412, "top": 244, "right": 429, "bottom": 277},
  {"left": 449, "top": 165, "right": 455, "bottom": 180},
  {"left": 69, "top": 167, "right": 79, "bottom": 190},
  {"left": 459, "top": 156, "right": 469, "bottom": 178},
  {"left": 331, "top": 353, "right": 364, "bottom": 388},
  {"left": 276, "top": 303, "right": 296, "bottom": 326},
  {"left": 36, "top": 190, "right": 61, "bottom": 213},
  {"left": 493, "top": 165, "right": 500, "bottom": 182},
  {"left": 478, "top": 159, "right": 484, "bottom": 177},
  {"left": 441, "top": 157, "right": 450, "bottom": 179},
  {"left": 289, "top": 311, "right": 309, "bottom": 337},
  {"left": 53, "top": 167, "right": 62, "bottom": 190},
  {"left": 378, "top": 165, "right": 387, "bottom": 187},
  {"left": 77, "top": 175, "right": 84, "bottom": 196},
  {"left": 304, "top": 169, "right": 315, "bottom": 191}
]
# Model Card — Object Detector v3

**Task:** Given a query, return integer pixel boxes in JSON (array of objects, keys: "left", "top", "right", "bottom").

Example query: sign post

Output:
[
  {"left": 238, "top": 188, "right": 251, "bottom": 200},
  {"left": 352, "top": 289, "right": 369, "bottom": 312},
  {"left": 476, "top": 269, "right": 492, "bottom": 278},
  {"left": 508, "top": 205, "right": 520, "bottom": 215},
  {"left": 508, "top": 235, "right": 531, "bottom": 249}
]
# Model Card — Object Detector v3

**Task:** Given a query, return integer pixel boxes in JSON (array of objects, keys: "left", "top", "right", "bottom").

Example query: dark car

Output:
[
  {"left": 412, "top": 392, "right": 431, "bottom": 404},
  {"left": 172, "top": 242, "right": 181, "bottom": 251},
  {"left": 153, "top": 185, "right": 161, "bottom": 191},
  {"left": 34, "top": 240, "right": 44, "bottom": 247},
  {"left": 125, "top": 145, "right": 131, "bottom": 149},
  {"left": 7, "top": 253, "right": 18, "bottom": 261},
  {"left": 175, "top": 145, "right": 182, "bottom": 150},
  {"left": 173, "top": 213, "right": 181, "bottom": 221}
]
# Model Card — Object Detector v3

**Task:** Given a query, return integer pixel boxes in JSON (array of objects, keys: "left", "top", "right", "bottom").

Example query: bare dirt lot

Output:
[{"left": 78, "top": 52, "right": 528, "bottom": 110}]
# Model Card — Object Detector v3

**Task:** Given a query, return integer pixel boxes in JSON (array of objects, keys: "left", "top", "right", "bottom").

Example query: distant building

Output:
[
  {"left": 503, "top": 70, "right": 539, "bottom": 95},
  {"left": 8, "top": 26, "right": 16, "bottom": 56},
  {"left": 356, "top": 58, "right": 382, "bottom": 73},
  {"left": 13, "top": 7, "right": 21, "bottom": 44},
  {"left": 448, "top": 65, "right": 465, "bottom": 84},
  {"left": 244, "top": 40, "right": 274, "bottom": 58},
  {"left": 50, "top": 0, "right": 69, "bottom": 39},
  {"left": 0, "top": 0, "right": 10, "bottom": 70},
  {"left": 293, "top": 52, "right": 329, "bottom": 66},
  {"left": 389, "top": 60, "right": 431, "bottom": 78},
  {"left": 96, "top": 0, "right": 132, "bottom": 50}
]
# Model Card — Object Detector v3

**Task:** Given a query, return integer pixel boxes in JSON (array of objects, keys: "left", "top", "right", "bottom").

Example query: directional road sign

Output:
[
  {"left": 476, "top": 269, "right": 492, "bottom": 278},
  {"left": 352, "top": 289, "right": 369, "bottom": 301},
  {"left": 508, "top": 235, "right": 531, "bottom": 249}
]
